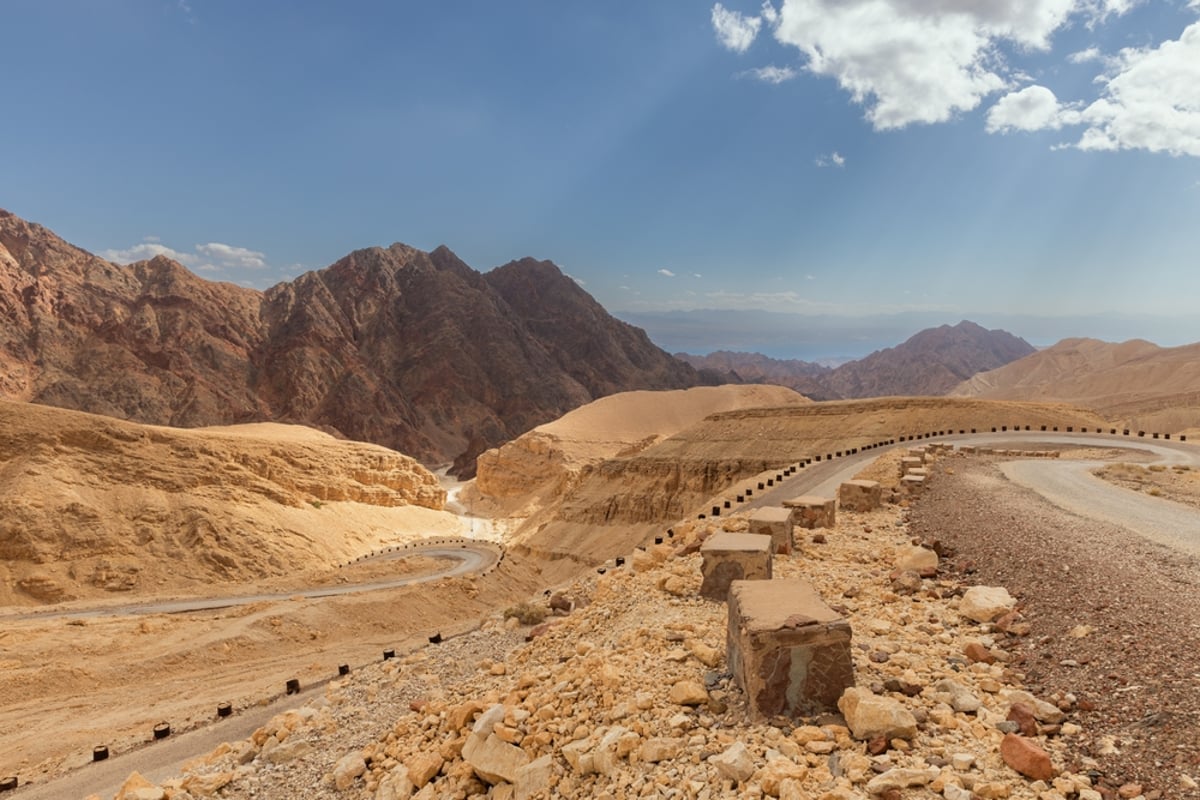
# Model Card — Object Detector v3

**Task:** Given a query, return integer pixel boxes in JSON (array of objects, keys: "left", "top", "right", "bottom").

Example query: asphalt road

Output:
[{"left": 1, "top": 542, "right": 501, "bottom": 623}]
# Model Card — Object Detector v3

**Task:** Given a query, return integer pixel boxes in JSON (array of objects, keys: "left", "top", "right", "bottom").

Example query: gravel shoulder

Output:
[{"left": 910, "top": 457, "right": 1200, "bottom": 797}]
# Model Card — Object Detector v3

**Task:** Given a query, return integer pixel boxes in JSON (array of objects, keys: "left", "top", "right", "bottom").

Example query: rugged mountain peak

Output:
[{"left": 0, "top": 210, "right": 711, "bottom": 474}]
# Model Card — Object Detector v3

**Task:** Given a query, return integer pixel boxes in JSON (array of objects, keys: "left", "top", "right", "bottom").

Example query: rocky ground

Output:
[
  {"left": 1093, "top": 461, "right": 1200, "bottom": 511},
  {"left": 91, "top": 447, "right": 1186, "bottom": 800},
  {"left": 911, "top": 456, "right": 1200, "bottom": 799}
]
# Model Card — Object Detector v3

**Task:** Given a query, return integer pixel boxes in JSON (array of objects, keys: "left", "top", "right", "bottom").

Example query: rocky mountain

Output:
[
  {"left": 0, "top": 209, "right": 714, "bottom": 474},
  {"left": 823, "top": 320, "right": 1036, "bottom": 398},
  {"left": 678, "top": 321, "right": 1034, "bottom": 400}
]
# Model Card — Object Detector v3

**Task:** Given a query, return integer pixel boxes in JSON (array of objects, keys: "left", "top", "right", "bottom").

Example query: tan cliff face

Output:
[
  {"left": 507, "top": 396, "right": 1112, "bottom": 571},
  {"left": 474, "top": 385, "right": 810, "bottom": 512},
  {"left": 0, "top": 209, "right": 714, "bottom": 475},
  {"left": 0, "top": 400, "right": 449, "bottom": 605}
]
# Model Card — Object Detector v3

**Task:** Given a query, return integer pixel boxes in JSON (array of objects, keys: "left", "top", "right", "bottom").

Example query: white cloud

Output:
[
  {"left": 987, "top": 23, "right": 1200, "bottom": 157},
  {"left": 1068, "top": 46, "right": 1102, "bottom": 63},
  {"left": 1071, "top": 22, "right": 1200, "bottom": 156},
  {"left": 568, "top": 274, "right": 586, "bottom": 286},
  {"left": 658, "top": 268, "right": 677, "bottom": 277},
  {"left": 815, "top": 151, "right": 846, "bottom": 167},
  {"left": 693, "top": 273, "right": 703, "bottom": 278},
  {"left": 805, "top": 274, "right": 815, "bottom": 280},
  {"left": 712, "top": 3, "right": 762, "bottom": 53},
  {"left": 742, "top": 65, "right": 797, "bottom": 84},
  {"left": 101, "top": 240, "right": 197, "bottom": 266},
  {"left": 716, "top": 0, "right": 1140, "bottom": 131},
  {"left": 102, "top": 237, "right": 272, "bottom": 273},
  {"left": 196, "top": 242, "right": 267, "bottom": 269},
  {"left": 986, "top": 85, "right": 1081, "bottom": 132}
]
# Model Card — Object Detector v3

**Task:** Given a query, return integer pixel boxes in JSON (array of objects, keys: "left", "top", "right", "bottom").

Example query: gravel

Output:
[{"left": 909, "top": 457, "right": 1200, "bottom": 798}]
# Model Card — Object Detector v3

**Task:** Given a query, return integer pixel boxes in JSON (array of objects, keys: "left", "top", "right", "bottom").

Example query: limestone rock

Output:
[
  {"left": 669, "top": 680, "right": 709, "bottom": 706},
  {"left": 959, "top": 586, "right": 1017, "bottom": 623},
  {"left": 866, "top": 767, "right": 940, "bottom": 793},
  {"left": 895, "top": 545, "right": 938, "bottom": 574},
  {"left": 333, "top": 752, "right": 367, "bottom": 791},
  {"left": 462, "top": 733, "right": 530, "bottom": 785},
  {"left": 838, "top": 687, "right": 918, "bottom": 741},
  {"left": 406, "top": 751, "right": 444, "bottom": 788},
  {"left": 709, "top": 741, "right": 756, "bottom": 783}
]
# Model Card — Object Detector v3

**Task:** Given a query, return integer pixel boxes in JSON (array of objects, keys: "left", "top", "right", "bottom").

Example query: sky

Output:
[{"left": 4, "top": 0, "right": 1199, "bottom": 359}]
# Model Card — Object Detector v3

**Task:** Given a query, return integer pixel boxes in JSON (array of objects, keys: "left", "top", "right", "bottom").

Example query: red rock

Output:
[
  {"left": 1000, "top": 733, "right": 1057, "bottom": 781},
  {"left": 867, "top": 736, "right": 889, "bottom": 755},
  {"left": 1118, "top": 784, "right": 1143, "bottom": 799},
  {"left": 1007, "top": 703, "right": 1039, "bottom": 736},
  {"left": 964, "top": 642, "right": 997, "bottom": 664}
]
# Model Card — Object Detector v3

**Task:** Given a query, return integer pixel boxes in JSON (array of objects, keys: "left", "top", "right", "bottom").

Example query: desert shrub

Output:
[
  {"left": 1149, "top": 488, "right": 1163, "bottom": 497},
  {"left": 1149, "top": 464, "right": 1167, "bottom": 473},
  {"left": 503, "top": 601, "right": 548, "bottom": 626}
]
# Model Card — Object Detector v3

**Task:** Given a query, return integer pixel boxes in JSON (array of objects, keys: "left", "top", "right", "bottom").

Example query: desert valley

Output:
[{"left": 4, "top": 209, "right": 1200, "bottom": 800}]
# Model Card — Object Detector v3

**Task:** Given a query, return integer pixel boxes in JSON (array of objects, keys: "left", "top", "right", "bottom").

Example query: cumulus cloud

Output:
[
  {"left": 102, "top": 237, "right": 271, "bottom": 273},
  {"left": 815, "top": 151, "right": 846, "bottom": 167},
  {"left": 1068, "top": 46, "right": 1103, "bottom": 63},
  {"left": 711, "top": 0, "right": 1144, "bottom": 131},
  {"left": 741, "top": 65, "right": 797, "bottom": 84},
  {"left": 986, "top": 22, "right": 1200, "bottom": 157},
  {"left": 712, "top": 3, "right": 762, "bottom": 53},
  {"left": 986, "top": 85, "right": 1081, "bottom": 132},
  {"left": 658, "top": 268, "right": 677, "bottom": 277},
  {"left": 196, "top": 242, "right": 267, "bottom": 269},
  {"left": 1072, "top": 22, "right": 1200, "bottom": 156}
]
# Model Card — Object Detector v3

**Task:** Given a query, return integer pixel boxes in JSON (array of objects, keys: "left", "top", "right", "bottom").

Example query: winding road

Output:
[{"left": 0, "top": 540, "right": 502, "bottom": 623}]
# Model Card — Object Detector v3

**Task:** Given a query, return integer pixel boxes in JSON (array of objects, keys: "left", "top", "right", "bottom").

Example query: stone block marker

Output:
[
  {"left": 727, "top": 579, "right": 854, "bottom": 719},
  {"left": 746, "top": 506, "right": 794, "bottom": 554},
  {"left": 900, "top": 474, "right": 926, "bottom": 495},
  {"left": 899, "top": 456, "right": 924, "bottom": 476},
  {"left": 782, "top": 495, "right": 836, "bottom": 529},
  {"left": 838, "top": 479, "right": 881, "bottom": 512},
  {"left": 699, "top": 532, "right": 773, "bottom": 601}
]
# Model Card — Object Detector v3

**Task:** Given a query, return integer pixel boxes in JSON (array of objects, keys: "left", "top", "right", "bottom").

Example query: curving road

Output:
[
  {"left": 0, "top": 541, "right": 502, "bottom": 623},
  {"left": 738, "top": 432, "right": 1200, "bottom": 558}
]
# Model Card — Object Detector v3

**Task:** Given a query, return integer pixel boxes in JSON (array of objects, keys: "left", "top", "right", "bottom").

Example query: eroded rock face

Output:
[{"left": 0, "top": 210, "right": 710, "bottom": 475}]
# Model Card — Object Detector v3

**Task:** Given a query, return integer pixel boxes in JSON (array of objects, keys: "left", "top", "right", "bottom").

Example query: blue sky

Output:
[{"left": 4, "top": 0, "right": 1199, "bottom": 358}]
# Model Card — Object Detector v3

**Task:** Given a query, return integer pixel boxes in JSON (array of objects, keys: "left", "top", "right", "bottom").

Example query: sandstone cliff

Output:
[
  {"left": 0, "top": 399, "right": 451, "bottom": 604},
  {"left": 474, "top": 385, "right": 808, "bottom": 515},
  {"left": 0, "top": 209, "right": 715, "bottom": 475}
]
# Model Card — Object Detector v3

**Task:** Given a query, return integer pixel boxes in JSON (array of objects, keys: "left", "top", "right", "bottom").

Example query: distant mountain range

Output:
[
  {"left": 0, "top": 210, "right": 721, "bottom": 475},
  {"left": 679, "top": 320, "right": 1035, "bottom": 400}
]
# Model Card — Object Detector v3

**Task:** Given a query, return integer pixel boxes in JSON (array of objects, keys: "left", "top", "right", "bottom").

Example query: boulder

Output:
[
  {"left": 959, "top": 586, "right": 1017, "bottom": 623},
  {"left": 837, "top": 687, "right": 918, "bottom": 741}
]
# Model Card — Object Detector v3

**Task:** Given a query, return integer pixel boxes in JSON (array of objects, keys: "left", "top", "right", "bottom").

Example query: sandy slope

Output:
[
  {"left": 952, "top": 337, "right": 1200, "bottom": 433},
  {"left": 0, "top": 400, "right": 457, "bottom": 606}
]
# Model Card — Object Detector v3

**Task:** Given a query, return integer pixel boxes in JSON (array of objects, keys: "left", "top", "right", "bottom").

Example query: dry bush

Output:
[{"left": 503, "top": 601, "right": 548, "bottom": 626}]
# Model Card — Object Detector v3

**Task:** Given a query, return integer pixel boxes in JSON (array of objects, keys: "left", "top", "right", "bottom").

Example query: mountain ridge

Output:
[{"left": 0, "top": 210, "right": 714, "bottom": 475}]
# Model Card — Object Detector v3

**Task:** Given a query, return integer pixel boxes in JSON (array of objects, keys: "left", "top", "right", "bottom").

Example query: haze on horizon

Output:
[{"left": 4, "top": 1, "right": 1198, "bottom": 360}]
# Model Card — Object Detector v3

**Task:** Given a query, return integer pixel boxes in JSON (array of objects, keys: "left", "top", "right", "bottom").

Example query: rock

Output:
[
  {"left": 592, "top": 726, "right": 636, "bottom": 776},
  {"left": 964, "top": 641, "right": 997, "bottom": 664},
  {"left": 261, "top": 738, "right": 313, "bottom": 764},
  {"left": 1000, "top": 733, "right": 1057, "bottom": 781},
  {"left": 462, "top": 733, "right": 530, "bottom": 785},
  {"left": 407, "top": 752, "right": 444, "bottom": 788},
  {"left": 640, "top": 737, "right": 683, "bottom": 763},
  {"left": 669, "top": 680, "right": 709, "bottom": 706},
  {"left": 1006, "top": 702, "right": 1039, "bottom": 736},
  {"left": 514, "top": 754, "right": 553, "bottom": 800},
  {"left": 931, "top": 678, "right": 981, "bottom": 714},
  {"left": 838, "top": 687, "right": 918, "bottom": 741},
  {"left": 755, "top": 757, "right": 808, "bottom": 795},
  {"left": 895, "top": 545, "right": 937, "bottom": 574},
  {"left": 959, "top": 586, "right": 1017, "bottom": 623},
  {"left": 866, "top": 768, "right": 939, "bottom": 793},
  {"left": 180, "top": 772, "right": 235, "bottom": 798},
  {"left": 333, "top": 752, "right": 367, "bottom": 791},
  {"left": 1000, "top": 689, "right": 1067, "bottom": 723},
  {"left": 709, "top": 741, "right": 756, "bottom": 783}
]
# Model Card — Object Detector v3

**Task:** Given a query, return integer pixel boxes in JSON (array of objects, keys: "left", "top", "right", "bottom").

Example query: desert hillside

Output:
[
  {"left": 0, "top": 400, "right": 457, "bottom": 606},
  {"left": 473, "top": 384, "right": 809, "bottom": 513},
  {"left": 512, "top": 396, "right": 1111, "bottom": 570},
  {"left": 952, "top": 337, "right": 1200, "bottom": 434},
  {"left": 0, "top": 209, "right": 715, "bottom": 475}
]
